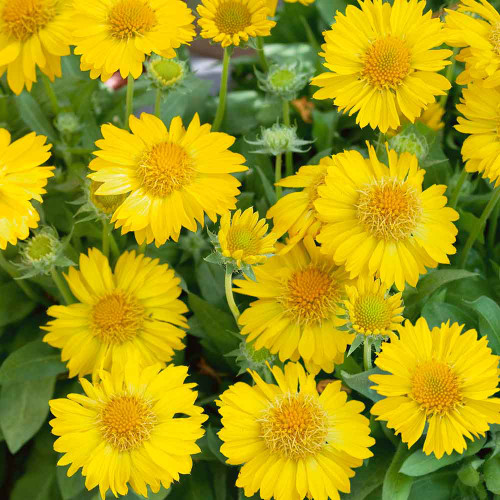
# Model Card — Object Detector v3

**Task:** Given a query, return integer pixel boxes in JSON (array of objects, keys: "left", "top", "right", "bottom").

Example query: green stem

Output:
[
  {"left": 488, "top": 194, "right": 500, "bottom": 250},
  {"left": 41, "top": 74, "right": 59, "bottom": 115},
  {"left": 138, "top": 241, "right": 147, "bottom": 254},
  {"left": 299, "top": 15, "right": 320, "bottom": 54},
  {"left": 109, "top": 226, "right": 120, "bottom": 259},
  {"left": 154, "top": 88, "right": 162, "bottom": 118},
  {"left": 102, "top": 220, "right": 110, "bottom": 259},
  {"left": 66, "top": 147, "right": 94, "bottom": 155},
  {"left": 50, "top": 267, "right": 74, "bottom": 305},
  {"left": 382, "top": 441, "right": 413, "bottom": 500},
  {"left": 125, "top": 75, "right": 135, "bottom": 129},
  {"left": 255, "top": 36, "right": 269, "bottom": 72},
  {"left": 449, "top": 168, "right": 468, "bottom": 210},
  {"left": 225, "top": 266, "right": 240, "bottom": 323},
  {"left": 363, "top": 338, "right": 372, "bottom": 371},
  {"left": 459, "top": 187, "right": 500, "bottom": 268},
  {"left": 212, "top": 47, "right": 232, "bottom": 132},
  {"left": 375, "top": 131, "right": 385, "bottom": 155},
  {"left": 439, "top": 48, "right": 458, "bottom": 108},
  {"left": 275, "top": 153, "right": 283, "bottom": 199},
  {"left": 282, "top": 99, "right": 293, "bottom": 177}
]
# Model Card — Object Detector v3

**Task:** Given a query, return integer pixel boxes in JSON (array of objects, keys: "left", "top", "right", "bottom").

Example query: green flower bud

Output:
[
  {"left": 247, "top": 123, "right": 313, "bottom": 156},
  {"left": 147, "top": 57, "right": 187, "bottom": 91},
  {"left": 179, "top": 230, "right": 210, "bottom": 264},
  {"left": 256, "top": 62, "right": 313, "bottom": 100},
  {"left": 389, "top": 131, "right": 428, "bottom": 161},
  {"left": 227, "top": 340, "right": 277, "bottom": 376},
  {"left": 55, "top": 112, "right": 81, "bottom": 136}
]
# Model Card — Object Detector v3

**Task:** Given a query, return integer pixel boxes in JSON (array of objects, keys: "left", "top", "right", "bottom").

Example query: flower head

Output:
[
  {"left": 257, "top": 62, "right": 313, "bottom": 100},
  {"left": 311, "top": 0, "right": 451, "bottom": 132},
  {"left": 73, "top": 0, "right": 195, "bottom": 81},
  {"left": 197, "top": 0, "right": 275, "bottom": 48},
  {"left": 248, "top": 123, "right": 312, "bottom": 156},
  {"left": 88, "top": 113, "right": 247, "bottom": 246},
  {"left": 50, "top": 360, "right": 207, "bottom": 499},
  {"left": 0, "top": 129, "right": 54, "bottom": 249},
  {"left": 234, "top": 237, "right": 353, "bottom": 373},
  {"left": 146, "top": 56, "right": 187, "bottom": 91},
  {"left": 218, "top": 362, "right": 374, "bottom": 500},
  {"left": 43, "top": 248, "right": 188, "bottom": 378},
  {"left": 315, "top": 145, "right": 459, "bottom": 290},
  {"left": 370, "top": 318, "right": 500, "bottom": 458}
]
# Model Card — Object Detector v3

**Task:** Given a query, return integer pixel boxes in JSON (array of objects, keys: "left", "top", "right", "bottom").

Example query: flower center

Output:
[
  {"left": 91, "top": 291, "right": 144, "bottom": 344},
  {"left": 489, "top": 23, "right": 500, "bottom": 56},
  {"left": 411, "top": 361, "right": 462, "bottom": 416},
  {"left": 352, "top": 294, "right": 392, "bottom": 335},
  {"left": 99, "top": 395, "right": 157, "bottom": 451},
  {"left": 362, "top": 36, "right": 411, "bottom": 89},
  {"left": 2, "top": 0, "right": 56, "bottom": 41},
  {"left": 27, "top": 234, "right": 54, "bottom": 260},
  {"left": 214, "top": 1, "right": 252, "bottom": 35},
  {"left": 90, "top": 180, "right": 127, "bottom": 215},
  {"left": 281, "top": 265, "right": 339, "bottom": 324},
  {"left": 356, "top": 179, "right": 421, "bottom": 241},
  {"left": 270, "top": 69, "right": 295, "bottom": 90},
  {"left": 137, "top": 142, "right": 196, "bottom": 198},
  {"left": 227, "top": 227, "right": 259, "bottom": 254},
  {"left": 107, "top": 0, "right": 157, "bottom": 39},
  {"left": 259, "top": 393, "right": 328, "bottom": 460},
  {"left": 150, "top": 59, "right": 184, "bottom": 87}
]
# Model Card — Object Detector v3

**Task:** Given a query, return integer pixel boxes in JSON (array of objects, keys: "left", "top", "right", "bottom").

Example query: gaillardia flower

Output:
[
  {"left": 311, "top": 0, "right": 451, "bottom": 133},
  {"left": 218, "top": 362, "right": 375, "bottom": 500},
  {"left": 0, "top": 129, "right": 54, "bottom": 249},
  {"left": 218, "top": 208, "right": 276, "bottom": 267},
  {"left": 197, "top": 0, "right": 275, "bottom": 48},
  {"left": 444, "top": 0, "right": 500, "bottom": 87},
  {"left": 73, "top": 0, "right": 196, "bottom": 81},
  {"left": 370, "top": 318, "right": 500, "bottom": 459},
  {"left": 315, "top": 145, "right": 459, "bottom": 291},
  {"left": 234, "top": 237, "right": 353, "bottom": 373},
  {"left": 0, "top": 0, "right": 72, "bottom": 94},
  {"left": 43, "top": 248, "right": 188, "bottom": 377},
  {"left": 88, "top": 113, "right": 247, "bottom": 246},
  {"left": 50, "top": 361, "right": 207, "bottom": 499},
  {"left": 455, "top": 81, "right": 500, "bottom": 187}
]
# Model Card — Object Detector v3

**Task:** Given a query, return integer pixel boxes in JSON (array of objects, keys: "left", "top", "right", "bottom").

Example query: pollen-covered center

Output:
[
  {"left": 489, "top": 22, "right": 500, "bottom": 55},
  {"left": 107, "top": 0, "right": 157, "bottom": 39},
  {"left": 411, "top": 361, "right": 462, "bottom": 415},
  {"left": 362, "top": 36, "right": 411, "bottom": 89},
  {"left": 259, "top": 393, "right": 328, "bottom": 460},
  {"left": 356, "top": 179, "right": 422, "bottom": 241},
  {"left": 2, "top": 0, "right": 56, "bottom": 41},
  {"left": 214, "top": 1, "right": 252, "bottom": 35},
  {"left": 138, "top": 142, "right": 196, "bottom": 197},
  {"left": 90, "top": 180, "right": 127, "bottom": 215},
  {"left": 352, "top": 294, "right": 392, "bottom": 335},
  {"left": 99, "top": 395, "right": 157, "bottom": 451},
  {"left": 281, "top": 265, "right": 340, "bottom": 324},
  {"left": 91, "top": 290, "right": 145, "bottom": 344},
  {"left": 226, "top": 226, "right": 260, "bottom": 254}
]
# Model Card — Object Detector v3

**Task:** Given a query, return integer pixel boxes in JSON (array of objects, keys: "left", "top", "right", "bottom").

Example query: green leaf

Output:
[
  {"left": 382, "top": 443, "right": 413, "bottom": 500},
  {"left": 457, "top": 210, "right": 485, "bottom": 245},
  {"left": 408, "top": 471, "right": 456, "bottom": 500},
  {"left": 0, "top": 340, "right": 66, "bottom": 384},
  {"left": 15, "top": 91, "right": 57, "bottom": 142},
  {"left": 206, "top": 425, "right": 226, "bottom": 463},
  {"left": 0, "top": 282, "right": 36, "bottom": 327},
  {"left": 56, "top": 466, "right": 86, "bottom": 500},
  {"left": 400, "top": 436, "right": 487, "bottom": 476},
  {"left": 254, "top": 165, "right": 277, "bottom": 207},
  {"left": 341, "top": 368, "right": 384, "bottom": 402},
  {"left": 212, "top": 462, "right": 227, "bottom": 500},
  {"left": 0, "top": 376, "right": 56, "bottom": 453},
  {"left": 421, "top": 302, "right": 477, "bottom": 330},
  {"left": 106, "top": 487, "right": 170, "bottom": 499},
  {"left": 466, "top": 296, "right": 500, "bottom": 354},
  {"left": 457, "top": 461, "right": 481, "bottom": 487},
  {"left": 196, "top": 261, "right": 226, "bottom": 309},
  {"left": 484, "top": 456, "right": 500, "bottom": 493},
  {"left": 11, "top": 463, "right": 60, "bottom": 500},
  {"left": 315, "top": 0, "right": 349, "bottom": 26}
]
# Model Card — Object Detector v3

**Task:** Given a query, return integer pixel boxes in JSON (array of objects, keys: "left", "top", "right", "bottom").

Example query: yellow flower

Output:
[
  {"left": 50, "top": 360, "right": 207, "bottom": 499},
  {"left": 73, "top": 0, "right": 195, "bottom": 81},
  {"left": 218, "top": 208, "right": 277, "bottom": 267},
  {"left": 315, "top": 145, "right": 459, "bottom": 291},
  {"left": 370, "top": 318, "right": 500, "bottom": 459},
  {"left": 88, "top": 113, "right": 247, "bottom": 246},
  {"left": 455, "top": 81, "right": 500, "bottom": 187},
  {"left": 0, "top": 129, "right": 54, "bottom": 250},
  {"left": 218, "top": 362, "right": 375, "bottom": 500},
  {"left": 344, "top": 275, "right": 404, "bottom": 336},
  {"left": 197, "top": 0, "right": 275, "bottom": 48},
  {"left": 43, "top": 248, "right": 188, "bottom": 378},
  {"left": 444, "top": 0, "right": 500, "bottom": 87},
  {"left": 267, "top": 157, "right": 330, "bottom": 255},
  {"left": 311, "top": 0, "right": 451, "bottom": 133},
  {"left": 387, "top": 101, "right": 445, "bottom": 137},
  {"left": 0, "top": 0, "right": 72, "bottom": 94},
  {"left": 234, "top": 237, "right": 353, "bottom": 374}
]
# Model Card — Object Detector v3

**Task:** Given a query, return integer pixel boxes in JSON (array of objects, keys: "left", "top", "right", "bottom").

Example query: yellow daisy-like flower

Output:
[
  {"left": 197, "top": 0, "right": 276, "bottom": 48},
  {"left": 88, "top": 112, "right": 247, "bottom": 246},
  {"left": 43, "top": 248, "right": 188, "bottom": 378},
  {"left": 455, "top": 81, "right": 500, "bottom": 187},
  {"left": 370, "top": 318, "right": 500, "bottom": 459},
  {"left": 315, "top": 145, "right": 459, "bottom": 291},
  {"left": 444, "top": 0, "right": 500, "bottom": 87},
  {"left": 311, "top": 0, "right": 452, "bottom": 133},
  {"left": 0, "top": 129, "right": 54, "bottom": 250},
  {"left": 0, "top": 0, "right": 72, "bottom": 94},
  {"left": 50, "top": 360, "right": 207, "bottom": 499},
  {"left": 387, "top": 101, "right": 445, "bottom": 137},
  {"left": 234, "top": 237, "right": 353, "bottom": 374},
  {"left": 218, "top": 208, "right": 277, "bottom": 267},
  {"left": 267, "top": 157, "right": 331, "bottom": 255},
  {"left": 218, "top": 362, "right": 375, "bottom": 500},
  {"left": 344, "top": 275, "right": 404, "bottom": 336},
  {"left": 73, "top": 0, "right": 195, "bottom": 81}
]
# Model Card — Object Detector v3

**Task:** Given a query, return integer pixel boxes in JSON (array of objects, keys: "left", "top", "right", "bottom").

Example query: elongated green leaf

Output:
[
  {"left": 15, "top": 92, "right": 57, "bottom": 141},
  {"left": 341, "top": 368, "right": 384, "bottom": 402},
  {"left": 421, "top": 302, "right": 477, "bottom": 330},
  {"left": 0, "top": 282, "right": 36, "bottom": 327},
  {"left": 467, "top": 296, "right": 500, "bottom": 354},
  {"left": 56, "top": 466, "right": 86, "bottom": 500},
  {"left": 382, "top": 443, "right": 413, "bottom": 500}
]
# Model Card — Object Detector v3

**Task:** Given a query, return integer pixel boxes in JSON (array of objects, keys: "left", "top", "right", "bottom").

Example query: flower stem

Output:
[
  {"left": 225, "top": 266, "right": 240, "bottom": 323},
  {"left": 439, "top": 48, "right": 458, "bottom": 108},
  {"left": 154, "top": 88, "right": 161, "bottom": 118},
  {"left": 125, "top": 75, "right": 135, "bottom": 129},
  {"left": 449, "top": 168, "right": 468, "bottom": 209},
  {"left": 255, "top": 37, "right": 269, "bottom": 72},
  {"left": 41, "top": 74, "right": 59, "bottom": 115},
  {"left": 382, "top": 441, "right": 412, "bottom": 500},
  {"left": 363, "top": 338, "right": 372, "bottom": 371},
  {"left": 488, "top": 194, "right": 500, "bottom": 250},
  {"left": 459, "top": 186, "right": 500, "bottom": 268},
  {"left": 102, "top": 220, "right": 110, "bottom": 259},
  {"left": 108, "top": 226, "right": 120, "bottom": 260},
  {"left": 212, "top": 47, "right": 232, "bottom": 132},
  {"left": 50, "top": 266, "right": 74, "bottom": 305},
  {"left": 275, "top": 153, "right": 283, "bottom": 199},
  {"left": 138, "top": 241, "right": 147, "bottom": 254},
  {"left": 282, "top": 99, "right": 294, "bottom": 177},
  {"left": 375, "top": 131, "right": 385, "bottom": 155}
]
